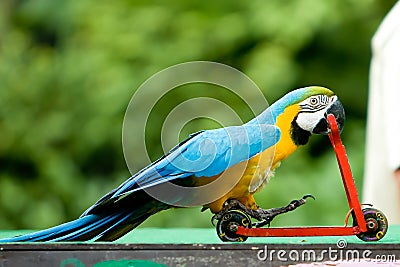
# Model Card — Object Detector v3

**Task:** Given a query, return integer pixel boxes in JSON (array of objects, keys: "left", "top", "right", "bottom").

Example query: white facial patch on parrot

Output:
[{"left": 296, "top": 95, "right": 337, "bottom": 132}]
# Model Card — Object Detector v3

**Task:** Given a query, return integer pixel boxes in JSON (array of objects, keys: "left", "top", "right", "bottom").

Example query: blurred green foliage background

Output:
[{"left": 0, "top": 0, "right": 396, "bottom": 231}]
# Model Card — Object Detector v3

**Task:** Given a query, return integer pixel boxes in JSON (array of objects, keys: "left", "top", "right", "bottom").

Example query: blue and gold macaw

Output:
[{"left": 0, "top": 86, "right": 345, "bottom": 242}]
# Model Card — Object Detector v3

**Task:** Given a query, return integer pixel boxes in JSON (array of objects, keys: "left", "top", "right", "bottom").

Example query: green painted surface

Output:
[{"left": 0, "top": 225, "right": 399, "bottom": 244}]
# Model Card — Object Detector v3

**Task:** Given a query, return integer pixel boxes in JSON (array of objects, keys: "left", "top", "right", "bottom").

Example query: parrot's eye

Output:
[{"left": 309, "top": 97, "right": 319, "bottom": 106}]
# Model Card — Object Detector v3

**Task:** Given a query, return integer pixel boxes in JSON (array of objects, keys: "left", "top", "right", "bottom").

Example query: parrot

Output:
[{"left": 0, "top": 86, "right": 345, "bottom": 242}]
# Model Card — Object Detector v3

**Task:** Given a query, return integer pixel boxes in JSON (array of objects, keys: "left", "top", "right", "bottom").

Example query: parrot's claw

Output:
[
  {"left": 252, "top": 220, "right": 271, "bottom": 228},
  {"left": 287, "top": 194, "right": 315, "bottom": 210},
  {"left": 302, "top": 194, "right": 316, "bottom": 201}
]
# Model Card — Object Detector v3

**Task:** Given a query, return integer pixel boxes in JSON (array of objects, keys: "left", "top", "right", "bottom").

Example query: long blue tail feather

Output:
[
  {"left": 0, "top": 215, "right": 100, "bottom": 242},
  {"left": 0, "top": 194, "right": 168, "bottom": 242}
]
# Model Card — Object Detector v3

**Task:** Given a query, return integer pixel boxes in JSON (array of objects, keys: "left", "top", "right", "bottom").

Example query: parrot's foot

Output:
[
  {"left": 252, "top": 194, "right": 315, "bottom": 228},
  {"left": 211, "top": 194, "right": 315, "bottom": 227},
  {"left": 211, "top": 199, "right": 261, "bottom": 226}
]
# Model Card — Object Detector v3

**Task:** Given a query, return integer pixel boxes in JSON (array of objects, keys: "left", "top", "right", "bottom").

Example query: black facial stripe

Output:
[
  {"left": 319, "top": 95, "right": 329, "bottom": 104},
  {"left": 298, "top": 106, "right": 326, "bottom": 113},
  {"left": 318, "top": 95, "right": 329, "bottom": 104},
  {"left": 291, "top": 116, "right": 311, "bottom": 146}
]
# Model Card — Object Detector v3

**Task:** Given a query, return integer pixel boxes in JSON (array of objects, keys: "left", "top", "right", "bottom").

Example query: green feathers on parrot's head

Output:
[
  {"left": 248, "top": 86, "right": 337, "bottom": 125},
  {"left": 296, "top": 86, "right": 335, "bottom": 100},
  {"left": 271, "top": 86, "right": 335, "bottom": 115}
]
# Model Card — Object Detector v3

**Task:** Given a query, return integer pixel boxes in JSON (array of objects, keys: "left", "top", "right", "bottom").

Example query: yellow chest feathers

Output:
[
  {"left": 245, "top": 104, "right": 301, "bottom": 193},
  {"left": 197, "top": 105, "right": 303, "bottom": 196},
  {"left": 273, "top": 104, "right": 301, "bottom": 164}
]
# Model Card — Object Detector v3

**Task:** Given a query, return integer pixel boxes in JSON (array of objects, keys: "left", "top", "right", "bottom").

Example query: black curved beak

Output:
[{"left": 312, "top": 99, "right": 345, "bottom": 134}]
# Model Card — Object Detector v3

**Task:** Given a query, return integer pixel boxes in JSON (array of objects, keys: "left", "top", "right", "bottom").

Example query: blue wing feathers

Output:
[
  {"left": 106, "top": 124, "right": 280, "bottom": 200},
  {"left": 80, "top": 123, "right": 280, "bottom": 217}
]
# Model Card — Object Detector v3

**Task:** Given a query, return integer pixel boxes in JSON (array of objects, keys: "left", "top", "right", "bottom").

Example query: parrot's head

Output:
[
  {"left": 271, "top": 86, "right": 345, "bottom": 146},
  {"left": 294, "top": 86, "right": 345, "bottom": 136}
]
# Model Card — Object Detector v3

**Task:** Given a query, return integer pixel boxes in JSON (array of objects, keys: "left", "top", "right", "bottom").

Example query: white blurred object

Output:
[{"left": 363, "top": 1, "right": 400, "bottom": 224}]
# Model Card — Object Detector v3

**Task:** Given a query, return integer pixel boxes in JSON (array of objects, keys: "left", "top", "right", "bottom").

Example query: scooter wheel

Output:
[
  {"left": 354, "top": 208, "right": 388, "bottom": 242},
  {"left": 216, "top": 209, "right": 251, "bottom": 242}
]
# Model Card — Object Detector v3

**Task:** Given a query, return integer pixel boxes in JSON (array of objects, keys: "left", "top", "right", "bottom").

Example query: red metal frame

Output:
[{"left": 236, "top": 114, "right": 368, "bottom": 238}]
